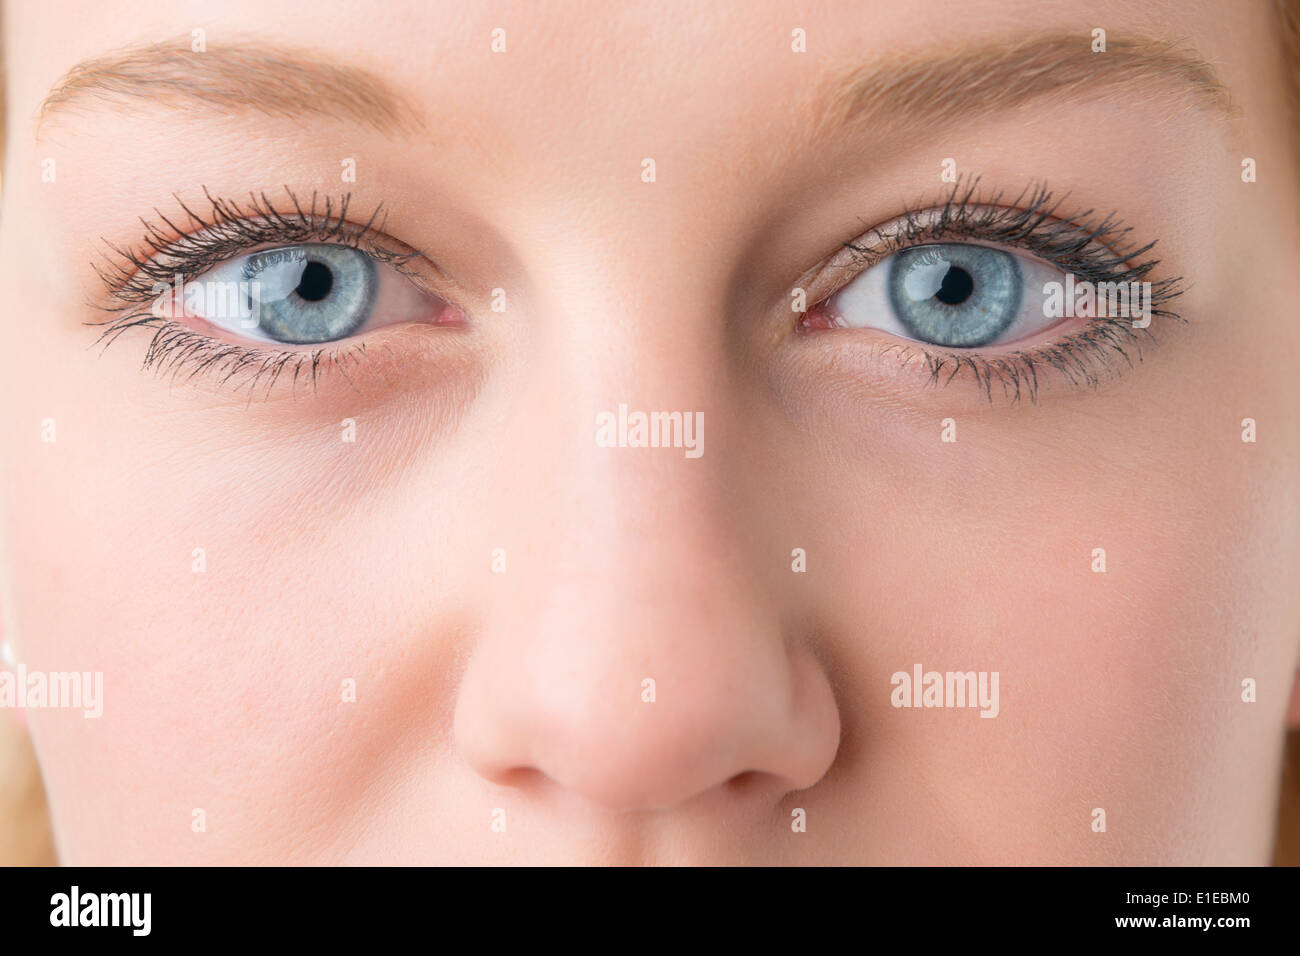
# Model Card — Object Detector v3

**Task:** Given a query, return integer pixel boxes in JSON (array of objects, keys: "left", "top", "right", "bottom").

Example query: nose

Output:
[{"left": 453, "top": 366, "right": 841, "bottom": 813}]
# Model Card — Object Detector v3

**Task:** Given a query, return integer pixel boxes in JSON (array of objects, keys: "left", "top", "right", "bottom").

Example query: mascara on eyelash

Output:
[
  {"left": 90, "top": 185, "right": 417, "bottom": 307},
  {"left": 841, "top": 178, "right": 1184, "bottom": 316},
  {"left": 81, "top": 186, "right": 435, "bottom": 397},
  {"left": 811, "top": 177, "right": 1187, "bottom": 404},
  {"left": 87, "top": 179, "right": 1185, "bottom": 405}
]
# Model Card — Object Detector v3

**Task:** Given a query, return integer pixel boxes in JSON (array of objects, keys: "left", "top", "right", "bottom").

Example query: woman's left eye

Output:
[
  {"left": 815, "top": 242, "right": 1065, "bottom": 349},
  {"left": 165, "top": 242, "right": 449, "bottom": 345}
]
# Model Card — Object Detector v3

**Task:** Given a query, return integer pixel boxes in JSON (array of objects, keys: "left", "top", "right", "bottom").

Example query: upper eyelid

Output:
[
  {"left": 836, "top": 191, "right": 1124, "bottom": 272},
  {"left": 799, "top": 183, "right": 1185, "bottom": 320},
  {"left": 816, "top": 214, "right": 1090, "bottom": 291},
  {"left": 90, "top": 188, "right": 435, "bottom": 308}
]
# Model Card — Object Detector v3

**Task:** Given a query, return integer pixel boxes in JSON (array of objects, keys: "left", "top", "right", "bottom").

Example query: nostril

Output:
[
  {"left": 724, "top": 770, "right": 768, "bottom": 797},
  {"left": 491, "top": 766, "right": 549, "bottom": 791}
]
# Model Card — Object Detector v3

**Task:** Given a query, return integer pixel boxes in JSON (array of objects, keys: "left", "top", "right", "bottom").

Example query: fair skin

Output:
[{"left": 1, "top": 0, "right": 1297, "bottom": 864}]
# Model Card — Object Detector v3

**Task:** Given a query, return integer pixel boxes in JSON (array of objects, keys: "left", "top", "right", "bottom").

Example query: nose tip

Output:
[{"left": 454, "top": 634, "right": 841, "bottom": 813}]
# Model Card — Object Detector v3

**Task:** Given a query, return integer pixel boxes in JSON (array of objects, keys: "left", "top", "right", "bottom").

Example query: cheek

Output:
[
  {"left": 801, "top": 390, "right": 1295, "bottom": 863},
  {"left": 11, "top": 449, "right": 442, "bottom": 862},
  {"left": 0, "top": 336, "right": 487, "bottom": 861}
]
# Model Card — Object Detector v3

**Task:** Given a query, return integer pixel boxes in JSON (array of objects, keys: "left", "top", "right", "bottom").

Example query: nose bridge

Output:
[
  {"left": 488, "top": 291, "right": 762, "bottom": 679},
  {"left": 498, "top": 237, "right": 732, "bottom": 573}
]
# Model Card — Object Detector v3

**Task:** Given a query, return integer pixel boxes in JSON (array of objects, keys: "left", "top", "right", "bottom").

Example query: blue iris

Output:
[
  {"left": 242, "top": 244, "right": 376, "bottom": 344},
  {"left": 886, "top": 244, "right": 1021, "bottom": 347}
]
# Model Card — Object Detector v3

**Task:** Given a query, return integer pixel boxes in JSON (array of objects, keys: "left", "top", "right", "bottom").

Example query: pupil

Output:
[
  {"left": 296, "top": 260, "right": 334, "bottom": 302},
  {"left": 934, "top": 265, "right": 974, "bottom": 305}
]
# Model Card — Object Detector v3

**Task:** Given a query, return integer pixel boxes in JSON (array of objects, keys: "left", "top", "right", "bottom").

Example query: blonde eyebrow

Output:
[
  {"left": 37, "top": 38, "right": 420, "bottom": 136},
  {"left": 817, "top": 32, "right": 1234, "bottom": 136}
]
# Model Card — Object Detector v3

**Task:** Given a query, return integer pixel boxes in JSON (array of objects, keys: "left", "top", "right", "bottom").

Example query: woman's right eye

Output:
[{"left": 152, "top": 242, "right": 453, "bottom": 345}]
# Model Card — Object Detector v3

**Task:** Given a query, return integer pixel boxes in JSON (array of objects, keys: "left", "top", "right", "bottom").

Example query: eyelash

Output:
[
  {"left": 805, "top": 179, "right": 1186, "bottom": 404},
  {"left": 89, "top": 187, "right": 423, "bottom": 398},
  {"left": 91, "top": 180, "right": 1184, "bottom": 404}
]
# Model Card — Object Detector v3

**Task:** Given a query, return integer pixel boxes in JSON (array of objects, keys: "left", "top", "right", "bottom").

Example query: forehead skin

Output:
[{"left": 0, "top": 0, "right": 1297, "bottom": 864}]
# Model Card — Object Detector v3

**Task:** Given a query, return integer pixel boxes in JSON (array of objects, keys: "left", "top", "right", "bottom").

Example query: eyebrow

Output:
[
  {"left": 38, "top": 39, "right": 420, "bottom": 136},
  {"left": 817, "top": 33, "right": 1233, "bottom": 136},
  {"left": 37, "top": 31, "right": 1231, "bottom": 144}
]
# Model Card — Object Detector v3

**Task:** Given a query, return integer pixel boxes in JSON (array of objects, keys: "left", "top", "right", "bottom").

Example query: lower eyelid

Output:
[
  {"left": 792, "top": 309, "right": 1162, "bottom": 406},
  {"left": 95, "top": 315, "right": 480, "bottom": 406},
  {"left": 805, "top": 301, "right": 1089, "bottom": 350}
]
